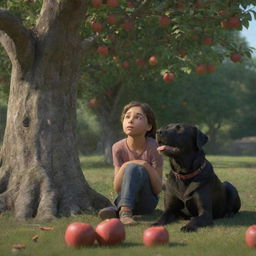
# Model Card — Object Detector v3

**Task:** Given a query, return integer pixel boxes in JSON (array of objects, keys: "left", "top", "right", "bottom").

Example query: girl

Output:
[{"left": 98, "top": 101, "right": 163, "bottom": 225}]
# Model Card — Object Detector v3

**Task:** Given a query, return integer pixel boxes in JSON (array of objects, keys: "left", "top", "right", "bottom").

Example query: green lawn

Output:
[{"left": 0, "top": 155, "right": 256, "bottom": 256}]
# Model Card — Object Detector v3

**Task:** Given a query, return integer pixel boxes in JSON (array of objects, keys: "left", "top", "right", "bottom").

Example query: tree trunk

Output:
[
  {"left": 0, "top": 1, "right": 111, "bottom": 221},
  {"left": 96, "top": 83, "right": 125, "bottom": 164}
]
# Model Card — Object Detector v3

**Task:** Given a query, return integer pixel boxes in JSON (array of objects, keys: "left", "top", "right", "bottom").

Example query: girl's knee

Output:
[{"left": 124, "top": 163, "right": 147, "bottom": 178}]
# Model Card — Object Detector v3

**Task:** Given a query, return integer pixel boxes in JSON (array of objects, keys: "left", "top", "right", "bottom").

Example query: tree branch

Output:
[{"left": 0, "top": 9, "right": 34, "bottom": 73}]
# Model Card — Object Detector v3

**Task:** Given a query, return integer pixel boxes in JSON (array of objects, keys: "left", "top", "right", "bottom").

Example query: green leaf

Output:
[{"left": 242, "top": 19, "right": 250, "bottom": 29}]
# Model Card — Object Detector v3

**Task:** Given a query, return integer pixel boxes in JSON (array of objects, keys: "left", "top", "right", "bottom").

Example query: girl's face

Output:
[{"left": 122, "top": 106, "right": 152, "bottom": 137}]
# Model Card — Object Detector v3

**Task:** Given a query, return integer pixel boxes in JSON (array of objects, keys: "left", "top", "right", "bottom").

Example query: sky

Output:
[{"left": 240, "top": 9, "right": 256, "bottom": 56}]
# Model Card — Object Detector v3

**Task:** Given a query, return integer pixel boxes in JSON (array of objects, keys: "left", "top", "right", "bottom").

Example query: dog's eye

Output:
[{"left": 176, "top": 125, "right": 181, "bottom": 129}]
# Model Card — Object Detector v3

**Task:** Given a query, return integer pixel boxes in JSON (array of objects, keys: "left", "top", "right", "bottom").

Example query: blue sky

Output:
[{"left": 240, "top": 8, "right": 256, "bottom": 55}]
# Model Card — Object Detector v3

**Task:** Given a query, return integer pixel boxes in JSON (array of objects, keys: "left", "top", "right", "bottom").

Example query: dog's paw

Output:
[{"left": 180, "top": 225, "right": 197, "bottom": 232}]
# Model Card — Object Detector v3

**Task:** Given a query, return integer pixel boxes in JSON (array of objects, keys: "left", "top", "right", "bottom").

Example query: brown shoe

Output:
[
  {"left": 98, "top": 206, "right": 117, "bottom": 220},
  {"left": 119, "top": 211, "right": 137, "bottom": 225}
]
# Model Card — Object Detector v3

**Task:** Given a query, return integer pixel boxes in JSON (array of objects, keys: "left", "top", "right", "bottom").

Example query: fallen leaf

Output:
[
  {"left": 12, "top": 244, "right": 26, "bottom": 250},
  {"left": 39, "top": 226, "right": 54, "bottom": 231},
  {"left": 32, "top": 235, "right": 39, "bottom": 242}
]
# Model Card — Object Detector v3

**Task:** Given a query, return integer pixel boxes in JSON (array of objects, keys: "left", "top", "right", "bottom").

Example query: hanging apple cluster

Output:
[{"left": 87, "top": 0, "right": 255, "bottom": 83}]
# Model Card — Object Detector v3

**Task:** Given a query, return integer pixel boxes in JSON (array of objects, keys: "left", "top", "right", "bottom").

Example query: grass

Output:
[{"left": 0, "top": 155, "right": 256, "bottom": 256}]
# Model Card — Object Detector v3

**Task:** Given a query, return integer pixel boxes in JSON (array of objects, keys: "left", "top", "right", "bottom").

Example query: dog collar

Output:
[{"left": 173, "top": 160, "right": 207, "bottom": 180}]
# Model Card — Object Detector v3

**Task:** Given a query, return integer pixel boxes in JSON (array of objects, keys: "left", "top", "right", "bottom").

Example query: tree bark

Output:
[
  {"left": 96, "top": 83, "right": 125, "bottom": 164},
  {"left": 0, "top": 0, "right": 111, "bottom": 221}
]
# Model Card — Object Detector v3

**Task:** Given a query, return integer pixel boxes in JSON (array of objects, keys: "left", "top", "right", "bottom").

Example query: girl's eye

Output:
[
  {"left": 125, "top": 115, "right": 130, "bottom": 119},
  {"left": 136, "top": 115, "right": 143, "bottom": 120}
]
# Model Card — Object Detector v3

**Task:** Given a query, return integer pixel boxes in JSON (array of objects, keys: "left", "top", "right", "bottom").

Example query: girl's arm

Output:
[
  {"left": 113, "top": 160, "right": 162, "bottom": 195},
  {"left": 134, "top": 160, "right": 163, "bottom": 195},
  {"left": 113, "top": 162, "right": 130, "bottom": 193}
]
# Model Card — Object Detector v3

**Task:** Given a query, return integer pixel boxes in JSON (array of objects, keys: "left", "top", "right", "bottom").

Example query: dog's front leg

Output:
[
  {"left": 151, "top": 209, "right": 176, "bottom": 226},
  {"left": 180, "top": 214, "right": 213, "bottom": 232},
  {"left": 181, "top": 186, "right": 214, "bottom": 232},
  {"left": 152, "top": 194, "right": 183, "bottom": 226}
]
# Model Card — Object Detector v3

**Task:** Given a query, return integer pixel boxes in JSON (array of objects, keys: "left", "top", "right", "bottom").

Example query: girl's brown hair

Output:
[{"left": 121, "top": 101, "right": 156, "bottom": 138}]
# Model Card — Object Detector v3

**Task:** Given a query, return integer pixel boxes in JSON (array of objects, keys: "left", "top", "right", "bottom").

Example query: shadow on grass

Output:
[
  {"left": 91, "top": 241, "right": 187, "bottom": 249},
  {"left": 135, "top": 210, "right": 256, "bottom": 229},
  {"left": 134, "top": 209, "right": 163, "bottom": 224},
  {"left": 214, "top": 211, "right": 256, "bottom": 227}
]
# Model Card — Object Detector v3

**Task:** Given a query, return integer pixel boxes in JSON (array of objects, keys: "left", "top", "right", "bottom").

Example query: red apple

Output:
[
  {"left": 143, "top": 226, "right": 169, "bottom": 247},
  {"left": 91, "top": 0, "right": 102, "bottom": 8},
  {"left": 178, "top": 49, "right": 186, "bottom": 58},
  {"left": 159, "top": 15, "right": 170, "bottom": 27},
  {"left": 136, "top": 58, "right": 145, "bottom": 67},
  {"left": 163, "top": 72, "right": 175, "bottom": 82},
  {"left": 88, "top": 98, "right": 98, "bottom": 108},
  {"left": 107, "top": 14, "right": 117, "bottom": 25},
  {"left": 97, "top": 46, "right": 108, "bottom": 56},
  {"left": 96, "top": 218, "right": 125, "bottom": 246},
  {"left": 122, "top": 61, "right": 129, "bottom": 68},
  {"left": 245, "top": 225, "right": 256, "bottom": 248},
  {"left": 149, "top": 56, "right": 158, "bottom": 66},
  {"left": 107, "top": 0, "right": 119, "bottom": 8},
  {"left": 127, "top": 1, "right": 134, "bottom": 8},
  {"left": 203, "top": 36, "right": 213, "bottom": 46},
  {"left": 123, "top": 21, "right": 134, "bottom": 31},
  {"left": 65, "top": 222, "right": 96, "bottom": 247},
  {"left": 230, "top": 52, "right": 241, "bottom": 63},
  {"left": 176, "top": 1, "right": 185, "bottom": 9},
  {"left": 91, "top": 22, "right": 103, "bottom": 32},
  {"left": 207, "top": 64, "right": 216, "bottom": 73},
  {"left": 228, "top": 16, "right": 241, "bottom": 29},
  {"left": 196, "top": 64, "right": 207, "bottom": 74}
]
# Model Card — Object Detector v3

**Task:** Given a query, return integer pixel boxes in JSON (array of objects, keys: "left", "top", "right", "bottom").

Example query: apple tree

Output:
[
  {"left": 79, "top": 0, "right": 255, "bottom": 162},
  {"left": 0, "top": 0, "right": 255, "bottom": 220}
]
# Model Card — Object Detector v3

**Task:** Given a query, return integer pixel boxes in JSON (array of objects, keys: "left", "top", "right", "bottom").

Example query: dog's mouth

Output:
[{"left": 157, "top": 144, "right": 180, "bottom": 155}]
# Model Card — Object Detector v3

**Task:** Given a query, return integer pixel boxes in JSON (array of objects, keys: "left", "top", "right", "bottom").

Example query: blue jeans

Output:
[{"left": 114, "top": 163, "right": 159, "bottom": 215}]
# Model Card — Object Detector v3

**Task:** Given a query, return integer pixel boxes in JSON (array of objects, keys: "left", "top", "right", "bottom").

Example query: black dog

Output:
[{"left": 153, "top": 123, "right": 241, "bottom": 232}]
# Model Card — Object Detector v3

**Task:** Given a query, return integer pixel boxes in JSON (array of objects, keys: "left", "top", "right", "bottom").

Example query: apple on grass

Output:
[
  {"left": 245, "top": 225, "right": 256, "bottom": 248},
  {"left": 143, "top": 226, "right": 169, "bottom": 247},
  {"left": 65, "top": 222, "right": 96, "bottom": 247},
  {"left": 96, "top": 218, "right": 125, "bottom": 246}
]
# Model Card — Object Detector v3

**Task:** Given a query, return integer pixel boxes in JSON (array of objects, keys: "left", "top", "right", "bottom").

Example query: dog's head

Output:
[{"left": 156, "top": 123, "right": 208, "bottom": 157}]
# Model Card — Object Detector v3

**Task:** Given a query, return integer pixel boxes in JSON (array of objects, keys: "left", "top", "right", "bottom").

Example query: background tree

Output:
[
  {"left": 80, "top": 1, "right": 255, "bottom": 162},
  {"left": 0, "top": 0, "right": 255, "bottom": 220}
]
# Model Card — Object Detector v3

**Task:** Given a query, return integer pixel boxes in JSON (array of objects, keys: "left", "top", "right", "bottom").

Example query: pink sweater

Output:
[{"left": 112, "top": 137, "right": 163, "bottom": 169}]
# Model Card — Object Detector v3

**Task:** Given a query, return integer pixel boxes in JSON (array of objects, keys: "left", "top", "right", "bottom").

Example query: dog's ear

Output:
[{"left": 195, "top": 127, "right": 208, "bottom": 150}]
